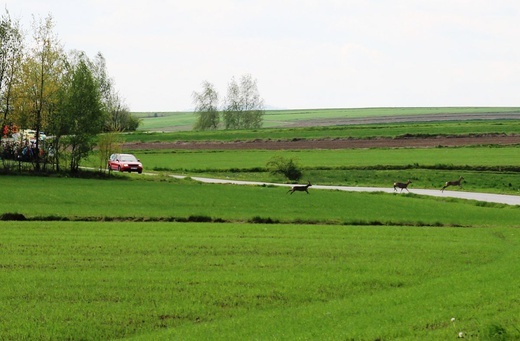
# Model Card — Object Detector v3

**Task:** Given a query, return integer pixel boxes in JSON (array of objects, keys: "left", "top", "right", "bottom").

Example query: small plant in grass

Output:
[
  {"left": 483, "top": 323, "right": 508, "bottom": 341},
  {"left": 266, "top": 156, "right": 302, "bottom": 181}
]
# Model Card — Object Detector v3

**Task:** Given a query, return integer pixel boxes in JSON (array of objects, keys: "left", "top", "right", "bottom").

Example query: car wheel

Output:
[{"left": 118, "top": 166, "right": 121, "bottom": 172}]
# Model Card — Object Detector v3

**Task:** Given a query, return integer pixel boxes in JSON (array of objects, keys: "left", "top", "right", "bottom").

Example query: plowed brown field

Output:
[{"left": 125, "top": 134, "right": 520, "bottom": 150}]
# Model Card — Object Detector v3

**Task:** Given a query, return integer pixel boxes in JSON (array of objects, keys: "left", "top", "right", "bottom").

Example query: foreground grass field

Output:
[
  {"left": 1, "top": 222, "right": 518, "bottom": 340},
  {"left": 2, "top": 108, "right": 519, "bottom": 340}
]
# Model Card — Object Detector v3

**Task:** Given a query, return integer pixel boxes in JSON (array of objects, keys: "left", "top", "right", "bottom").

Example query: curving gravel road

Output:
[{"left": 171, "top": 175, "right": 520, "bottom": 206}]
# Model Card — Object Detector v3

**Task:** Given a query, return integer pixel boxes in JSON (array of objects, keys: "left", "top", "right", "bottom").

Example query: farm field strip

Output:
[
  {"left": 125, "top": 119, "right": 520, "bottom": 143},
  {"left": 133, "top": 107, "right": 520, "bottom": 132},
  {"left": 135, "top": 146, "right": 520, "bottom": 170},
  {"left": 2, "top": 176, "right": 519, "bottom": 227}
]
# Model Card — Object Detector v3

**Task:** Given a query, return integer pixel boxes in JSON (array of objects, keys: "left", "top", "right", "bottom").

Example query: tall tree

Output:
[
  {"left": 18, "top": 14, "right": 64, "bottom": 171},
  {"left": 222, "top": 77, "right": 241, "bottom": 129},
  {"left": 222, "top": 74, "right": 264, "bottom": 130},
  {"left": 0, "top": 10, "right": 24, "bottom": 134},
  {"left": 46, "top": 54, "right": 73, "bottom": 172},
  {"left": 239, "top": 74, "right": 264, "bottom": 129},
  {"left": 192, "top": 81, "right": 220, "bottom": 130},
  {"left": 60, "top": 56, "right": 104, "bottom": 172},
  {"left": 104, "top": 98, "right": 139, "bottom": 132},
  {"left": 91, "top": 53, "right": 138, "bottom": 132}
]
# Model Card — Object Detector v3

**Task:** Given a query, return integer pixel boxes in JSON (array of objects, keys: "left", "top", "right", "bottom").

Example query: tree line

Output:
[
  {"left": 192, "top": 74, "right": 265, "bottom": 130},
  {"left": 0, "top": 10, "right": 139, "bottom": 173}
]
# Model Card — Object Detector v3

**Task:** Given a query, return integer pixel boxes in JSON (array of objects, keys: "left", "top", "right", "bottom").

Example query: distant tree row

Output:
[
  {"left": 0, "top": 9, "right": 138, "bottom": 173},
  {"left": 192, "top": 74, "right": 265, "bottom": 130}
]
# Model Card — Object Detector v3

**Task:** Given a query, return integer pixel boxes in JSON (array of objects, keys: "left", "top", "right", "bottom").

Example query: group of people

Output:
[
  {"left": 1, "top": 140, "right": 46, "bottom": 162},
  {"left": 2, "top": 124, "right": 49, "bottom": 163}
]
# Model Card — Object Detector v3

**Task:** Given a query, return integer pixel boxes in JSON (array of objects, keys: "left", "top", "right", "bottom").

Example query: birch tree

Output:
[
  {"left": 192, "top": 81, "right": 220, "bottom": 130},
  {"left": 0, "top": 10, "right": 24, "bottom": 134},
  {"left": 222, "top": 74, "right": 264, "bottom": 130},
  {"left": 19, "top": 14, "right": 64, "bottom": 171}
]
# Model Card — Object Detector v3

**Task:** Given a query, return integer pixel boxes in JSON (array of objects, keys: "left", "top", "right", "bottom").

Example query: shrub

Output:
[
  {"left": 187, "top": 215, "right": 213, "bottom": 222},
  {"left": 266, "top": 156, "right": 302, "bottom": 181},
  {"left": 0, "top": 213, "right": 27, "bottom": 221}
]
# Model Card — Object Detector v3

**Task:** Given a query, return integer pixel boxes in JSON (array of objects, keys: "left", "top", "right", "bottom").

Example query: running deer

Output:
[
  {"left": 287, "top": 181, "right": 312, "bottom": 194},
  {"left": 441, "top": 176, "right": 464, "bottom": 192},
  {"left": 393, "top": 180, "right": 412, "bottom": 193}
]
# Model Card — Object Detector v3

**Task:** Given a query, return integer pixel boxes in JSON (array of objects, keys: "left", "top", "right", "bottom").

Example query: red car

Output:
[{"left": 108, "top": 153, "right": 143, "bottom": 173}]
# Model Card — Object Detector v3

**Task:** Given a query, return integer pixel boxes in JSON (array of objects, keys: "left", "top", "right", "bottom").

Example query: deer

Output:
[
  {"left": 393, "top": 180, "right": 412, "bottom": 193},
  {"left": 441, "top": 176, "right": 464, "bottom": 192},
  {"left": 287, "top": 181, "right": 312, "bottom": 194}
]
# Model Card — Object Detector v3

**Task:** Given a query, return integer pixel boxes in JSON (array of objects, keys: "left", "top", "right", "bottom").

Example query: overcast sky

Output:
[{"left": 5, "top": 0, "right": 520, "bottom": 112}]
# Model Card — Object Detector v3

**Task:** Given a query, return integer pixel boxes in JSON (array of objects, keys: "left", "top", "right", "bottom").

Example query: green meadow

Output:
[
  {"left": 137, "top": 146, "right": 520, "bottom": 170},
  {"left": 133, "top": 111, "right": 194, "bottom": 131},
  {"left": 1, "top": 175, "right": 519, "bottom": 226},
  {"left": 1, "top": 107, "right": 519, "bottom": 340}
]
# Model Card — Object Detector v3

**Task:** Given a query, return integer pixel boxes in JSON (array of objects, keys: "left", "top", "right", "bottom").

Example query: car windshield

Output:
[{"left": 120, "top": 155, "right": 138, "bottom": 162}]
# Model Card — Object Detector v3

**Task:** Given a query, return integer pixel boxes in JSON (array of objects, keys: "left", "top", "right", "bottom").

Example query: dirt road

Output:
[{"left": 171, "top": 175, "right": 520, "bottom": 206}]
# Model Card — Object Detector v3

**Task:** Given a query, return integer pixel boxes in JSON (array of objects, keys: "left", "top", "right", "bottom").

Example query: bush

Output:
[
  {"left": 0, "top": 213, "right": 27, "bottom": 221},
  {"left": 187, "top": 215, "right": 213, "bottom": 222},
  {"left": 266, "top": 156, "right": 302, "bottom": 181}
]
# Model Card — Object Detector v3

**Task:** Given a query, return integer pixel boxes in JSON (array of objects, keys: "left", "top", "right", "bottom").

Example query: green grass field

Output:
[
  {"left": 2, "top": 107, "right": 519, "bottom": 340},
  {"left": 133, "top": 111, "right": 194, "bottom": 131},
  {"left": 1, "top": 175, "right": 519, "bottom": 226},
  {"left": 133, "top": 107, "right": 520, "bottom": 132},
  {"left": 135, "top": 146, "right": 520, "bottom": 170},
  {"left": 1, "top": 222, "right": 518, "bottom": 340}
]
